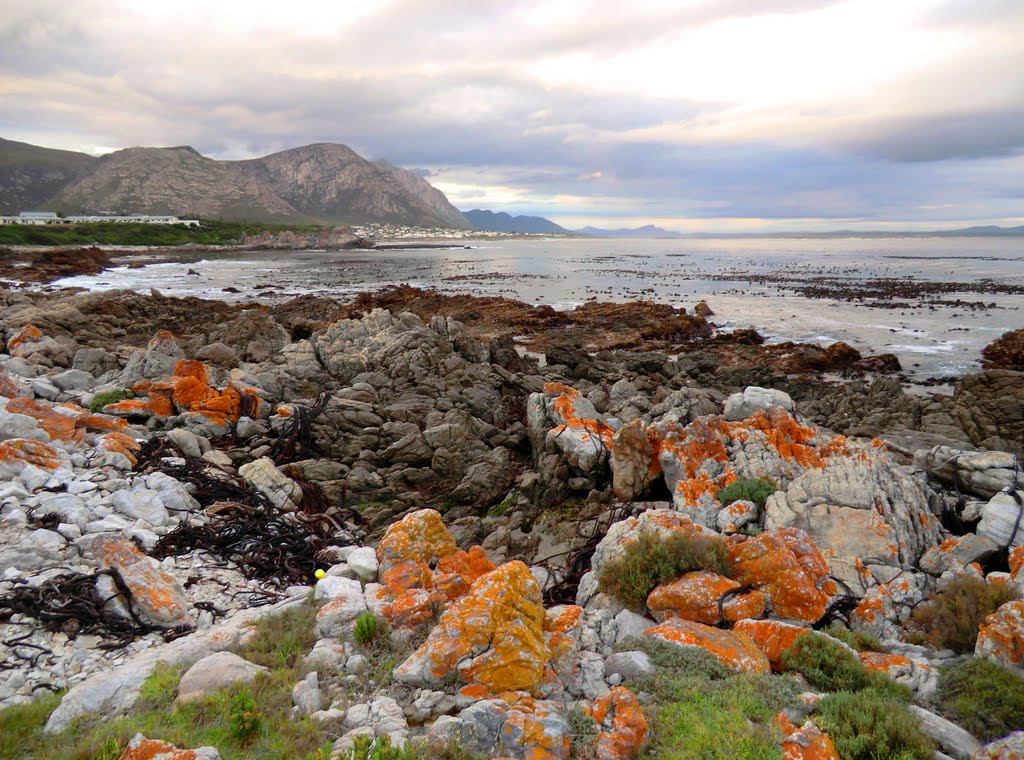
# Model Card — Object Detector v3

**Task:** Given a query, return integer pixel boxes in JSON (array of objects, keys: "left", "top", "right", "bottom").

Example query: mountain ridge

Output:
[
  {"left": 463, "top": 209, "right": 570, "bottom": 234},
  {"left": 0, "top": 138, "right": 468, "bottom": 228}
]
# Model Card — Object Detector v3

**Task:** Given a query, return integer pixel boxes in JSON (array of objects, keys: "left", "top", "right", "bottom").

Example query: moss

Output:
[
  {"left": 597, "top": 529, "right": 731, "bottom": 612},
  {"left": 716, "top": 477, "right": 777, "bottom": 510},
  {"left": 781, "top": 634, "right": 910, "bottom": 701},
  {"left": 934, "top": 658, "right": 1024, "bottom": 741},
  {"left": 487, "top": 495, "right": 516, "bottom": 517},
  {"left": 815, "top": 689, "right": 934, "bottom": 760},
  {"left": 88, "top": 389, "right": 130, "bottom": 413},
  {"left": 908, "top": 576, "right": 1019, "bottom": 653}
]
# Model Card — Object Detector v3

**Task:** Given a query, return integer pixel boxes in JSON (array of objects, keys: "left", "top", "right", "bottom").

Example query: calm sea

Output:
[{"left": 53, "top": 237, "right": 1024, "bottom": 378}]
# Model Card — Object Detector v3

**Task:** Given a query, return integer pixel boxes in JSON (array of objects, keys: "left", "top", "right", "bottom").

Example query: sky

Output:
[{"left": 1, "top": 0, "right": 1023, "bottom": 231}]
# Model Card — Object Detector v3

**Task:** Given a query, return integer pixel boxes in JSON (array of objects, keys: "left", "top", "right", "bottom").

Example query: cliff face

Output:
[
  {"left": 235, "top": 144, "right": 470, "bottom": 228},
  {"left": 0, "top": 138, "right": 467, "bottom": 227},
  {"left": 50, "top": 146, "right": 301, "bottom": 222},
  {"left": 0, "top": 138, "right": 97, "bottom": 213}
]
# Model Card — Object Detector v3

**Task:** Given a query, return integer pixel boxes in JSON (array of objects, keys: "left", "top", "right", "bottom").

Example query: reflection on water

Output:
[{"left": 53, "top": 237, "right": 1024, "bottom": 378}]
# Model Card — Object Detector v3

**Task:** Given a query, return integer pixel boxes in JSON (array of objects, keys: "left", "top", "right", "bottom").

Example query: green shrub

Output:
[
  {"left": 781, "top": 634, "right": 910, "bottom": 700},
  {"left": 934, "top": 658, "right": 1024, "bottom": 741},
  {"left": 228, "top": 689, "right": 262, "bottom": 743},
  {"left": 355, "top": 612, "right": 383, "bottom": 646},
  {"left": 597, "top": 529, "right": 730, "bottom": 611},
  {"left": 716, "top": 477, "right": 777, "bottom": 509},
  {"left": 822, "top": 624, "right": 884, "bottom": 653},
  {"left": 88, "top": 389, "right": 129, "bottom": 413},
  {"left": 908, "top": 576, "right": 1019, "bottom": 653},
  {"left": 815, "top": 689, "right": 934, "bottom": 760},
  {"left": 562, "top": 705, "right": 598, "bottom": 756}
]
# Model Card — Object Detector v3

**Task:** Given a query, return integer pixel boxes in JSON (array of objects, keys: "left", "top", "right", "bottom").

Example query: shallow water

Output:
[{"left": 53, "top": 237, "right": 1024, "bottom": 378}]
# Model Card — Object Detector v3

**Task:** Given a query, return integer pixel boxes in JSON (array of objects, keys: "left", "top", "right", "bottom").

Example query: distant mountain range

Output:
[
  {"left": 462, "top": 209, "right": 571, "bottom": 234},
  {"left": 0, "top": 138, "right": 471, "bottom": 228},
  {"left": 576, "top": 224, "right": 686, "bottom": 238}
]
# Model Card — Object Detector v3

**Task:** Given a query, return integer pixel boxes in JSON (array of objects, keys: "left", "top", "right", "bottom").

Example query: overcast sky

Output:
[{"left": 2, "top": 0, "right": 1022, "bottom": 230}]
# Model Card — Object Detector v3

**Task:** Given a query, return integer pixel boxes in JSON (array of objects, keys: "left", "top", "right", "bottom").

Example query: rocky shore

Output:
[{"left": 1, "top": 283, "right": 1023, "bottom": 759}]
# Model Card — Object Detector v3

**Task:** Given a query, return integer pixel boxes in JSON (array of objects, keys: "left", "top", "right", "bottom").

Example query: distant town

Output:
[{"left": 0, "top": 211, "right": 200, "bottom": 226}]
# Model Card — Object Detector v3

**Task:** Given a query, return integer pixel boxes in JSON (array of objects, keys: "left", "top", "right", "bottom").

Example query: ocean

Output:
[{"left": 52, "top": 237, "right": 1024, "bottom": 378}]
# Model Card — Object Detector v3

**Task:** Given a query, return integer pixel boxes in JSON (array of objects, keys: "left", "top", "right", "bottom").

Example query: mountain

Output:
[
  {"left": 464, "top": 209, "right": 570, "bottom": 234},
  {"left": 577, "top": 224, "right": 686, "bottom": 238},
  {"left": 51, "top": 146, "right": 300, "bottom": 221},
  {"left": 0, "top": 138, "right": 97, "bottom": 213},
  {"left": 234, "top": 144, "right": 470, "bottom": 228},
  {"left": 374, "top": 160, "right": 470, "bottom": 229},
  {"left": 0, "top": 138, "right": 469, "bottom": 227}
]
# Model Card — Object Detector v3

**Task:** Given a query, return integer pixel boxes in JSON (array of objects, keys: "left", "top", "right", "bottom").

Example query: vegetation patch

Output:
[
  {"left": 88, "top": 389, "right": 130, "bottom": 413},
  {"left": 562, "top": 705, "right": 599, "bottom": 758},
  {"left": 908, "top": 576, "right": 1019, "bottom": 653},
  {"left": 0, "top": 602, "right": 332, "bottom": 759},
  {"left": 597, "top": 529, "right": 731, "bottom": 611},
  {"left": 354, "top": 611, "right": 385, "bottom": 646},
  {"left": 815, "top": 689, "right": 934, "bottom": 760},
  {"left": 781, "top": 633, "right": 910, "bottom": 700},
  {"left": 934, "top": 658, "right": 1024, "bottom": 741},
  {"left": 821, "top": 624, "right": 884, "bottom": 653},
  {"left": 0, "top": 220, "right": 322, "bottom": 247},
  {"left": 715, "top": 477, "right": 777, "bottom": 510}
]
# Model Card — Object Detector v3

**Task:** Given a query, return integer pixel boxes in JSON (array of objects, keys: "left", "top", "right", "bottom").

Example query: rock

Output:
[
  {"left": 292, "top": 672, "right": 321, "bottom": 715},
  {"left": 166, "top": 428, "right": 206, "bottom": 459},
  {"left": 343, "top": 696, "right": 408, "bottom": 745},
  {"left": 586, "top": 687, "right": 649, "bottom": 760},
  {"left": 765, "top": 449, "right": 945, "bottom": 579},
  {"left": 347, "top": 546, "right": 379, "bottom": 582},
  {"left": 976, "top": 600, "right": 1024, "bottom": 676},
  {"left": 724, "top": 386, "right": 794, "bottom": 421},
  {"left": 0, "top": 409, "right": 48, "bottom": 442},
  {"left": 591, "top": 509, "right": 716, "bottom": 580},
  {"left": 77, "top": 534, "right": 194, "bottom": 629},
  {"left": 727, "top": 528, "right": 837, "bottom": 623},
  {"left": 859, "top": 651, "right": 939, "bottom": 699},
  {"left": 916, "top": 446, "right": 1019, "bottom": 499},
  {"left": 611, "top": 418, "right": 660, "bottom": 500},
  {"left": 779, "top": 720, "right": 840, "bottom": 760},
  {"left": 646, "top": 570, "right": 768, "bottom": 625},
  {"left": 613, "top": 609, "right": 656, "bottom": 644},
  {"left": 529, "top": 382, "right": 614, "bottom": 474},
  {"left": 604, "top": 651, "right": 655, "bottom": 680},
  {"left": 394, "top": 561, "right": 548, "bottom": 695},
  {"left": 118, "top": 733, "right": 221, "bottom": 760},
  {"left": 497, "top": 697, "right": 571, "bottom": 760},
  {"left": 974, "top": 731, "right": 1024, "bottom": 759},
  {"left": 716, "top": 498, "right": 760, "bottom": 533},
  {"left": 978, "top": 492, "right": 1024, "bottom": 549},
  {"left": 732, "top": 619, "right": 819, "bottom": 672},
  {"left": 921, "top": 535, "right": 1000, "bottom": 576},
  {"left": 237, "top": 457, "right": 301, "bottom": 510},
  {"left": 176, "top": 652, "right": 268, "bottom": 704},
  {"left": 111, "top": 487, "right": 169, "bottom": 527},
  {"left": 315, "top": 577, "right": 368, "bottom": 638},
  {"left": 851, "top": 572, "right": 932, "bottom": 640},
  {"left": 908, "top": 705, "right": 981, "bottom": 760},
  {"left": 52, "top": 369, "right": 95, "bottom": 392},
  {"left": 644, "top": 618, "right": 770, "bottom": 673}
]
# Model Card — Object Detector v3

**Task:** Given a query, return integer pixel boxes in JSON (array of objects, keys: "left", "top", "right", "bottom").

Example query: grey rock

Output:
[
  {"left": 0, "top": 410, "right": 47, "bottom": 442},
  {"left": 111, "top": 488, "right": 168, "bottom": 527},
  {"left": 605, "top": 651, "right": 655, "bottom": 679},
  {"left": 724, "top": 386, "right": 794, "bottom": 421},
  {"left": 166, "top": 428, "right": 205, "bottom": 459},
  {"left": 978, "top": 491, "right": 1024, "bottom": 549},
  {"left": 916, "top": 446, "right": 1019, "bottom": 499},
  {"left": 52, "top": 369, "right": 95, "bottom": 392},
  {"left": 238, "top": 457, "right": 301, "bottom": 509},
  {"left": 920, "top": 533, "right": 999, "bottom": 575},
  {"left": 292, "top": 672, "right": 321, "bottom": 715},
  {"left": 176, "top": 652, "right": 268, "bottom": 704},
  {"left": 346, "top": 547, "right": 379, "bottom": 582},
  {"left": 614, "top": 609, "right": 656, "bottom": 645},
  {"left": 907, "top": 705, "right": 980, "bottom": 760},
  {"left": 459, "top": 701, "right": 506, "bottom": 754}
]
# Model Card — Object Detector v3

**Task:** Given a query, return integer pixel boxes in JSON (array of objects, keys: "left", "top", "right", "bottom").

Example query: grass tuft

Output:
[
  {"left": 934, "top": 658, "right": 1024, "bottom": 741},
  {"left": 815, "top": 689, "right": 934, "bottom": 760}
]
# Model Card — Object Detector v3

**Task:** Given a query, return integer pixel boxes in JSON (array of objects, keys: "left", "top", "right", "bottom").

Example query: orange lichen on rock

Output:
[
  {"left": 5, "top": 397, "right": 82, "bottom": 442},
  {"left": 546, "top": 381, "right": 614, "bottom": 449},
  {"left": 0, "top": 438, "right": 61, "bottom": 470},
  {"left": 117, "top": 736, "right": 200, "bottom": 760},
  {"left": 732, "top": 619, "right": 814, "bottom": 672},
  {"left": 377, "top": 509, "right": 459, "bottom": 580},
  {"left": 780, "top": 720, "right": 841, "bottom": 760},
  {"left": 644, "top": 618, "right": 770, "bottom": 673},
  {"left": 394, "top": 561, "right": 549, "bottom": 695},
  {"left": 7, "top": 324, "right": 42, "bottom": 356},
  {"left": 172, "top": 359, "right": 209, "bottom": 384},
  {"left": 647, "top": 570, "right": 767, "bottom": 625},
  {"left": 99, "top": 432, "right": 143, "bottom": 466},
  {"left": 498, "top": 695, "right": 572, "bottom": 760},
  {"left": 858, "top": 651, "right": 912, "bottom": 674},
  {"left": 976, "top": 600, "right": 1024, "bottom": 673},
  {"left": 587, "top": 687, "right": 649, "bottom": 760},
  {"left": 0, "top": 368, "right": 22, "bottom": 398},
  {"left": 728, "top": 529, "right": 836, "bottom": 623},
  {"left": 1009, "top": 546, "right": 1024, "bottom": 579}
]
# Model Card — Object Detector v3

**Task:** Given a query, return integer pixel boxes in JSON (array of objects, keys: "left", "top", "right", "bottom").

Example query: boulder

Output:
[
  {"left": 974, "top": 731, "right": 1024, "bottom": 759},
  {"left": 921, "top": 535, "right": 1000, "bottom": 576},
  {"left": 915, "top": 447, "right": 1019, "bottom": 499},
  {"left": 586, "top": 687, "right": 649, "bottom": 760},
  {"left": 118, "top": 734, "right": 221, "bottom": 760},
  {"left": 238, "top": 457, "right": 302, "bottom": 510},
  {"left": 611, "top": 418, "right": 661, "bottom": 501},
  {"left": 646, "top": 570, "right": 768, "bottom": 625},
  {"left": 978, "top": 491, "right": 1024, "bottom": 550},
  {"left": 176, "top": 652, "right": 268, "bottom": 704},
  {"left": 976, "top": 600, "right": 1024, "bottom": 676},
  {"left": 643, "top": 618, "right": 770, "bottom": 674},
  {"left": 723, "top": 386, "right": 794, "bottom": 421},
  {"left": 394, "top": 561, "right": 548, "bottom": 694}
]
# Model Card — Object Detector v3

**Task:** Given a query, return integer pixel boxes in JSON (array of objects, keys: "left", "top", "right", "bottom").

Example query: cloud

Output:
[{"left": 0, "top": 0, "right": 1022, "bottom": 229}]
